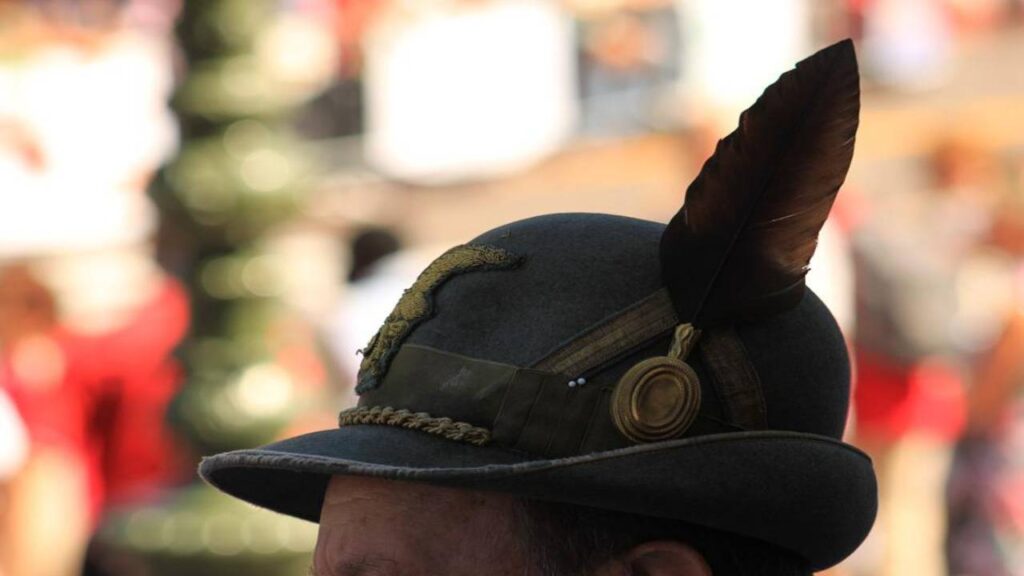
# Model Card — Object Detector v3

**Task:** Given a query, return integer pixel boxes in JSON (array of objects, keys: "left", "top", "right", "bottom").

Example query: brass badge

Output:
[
  {"left": 611, "top": 356, "right": 701, "bottom": 443},
  {"left": 356, "top": 243, "right": 520, "bottom": 393}
]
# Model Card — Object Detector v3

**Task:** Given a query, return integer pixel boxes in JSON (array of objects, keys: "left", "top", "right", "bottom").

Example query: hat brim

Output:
[{"left": 199, "top": 425, "right": 876, "bottom": 571}]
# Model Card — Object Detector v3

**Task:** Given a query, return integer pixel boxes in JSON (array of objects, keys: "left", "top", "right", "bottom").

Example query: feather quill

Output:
[{"left": 660, "top": 39, "right": 859, "bottom": 327}]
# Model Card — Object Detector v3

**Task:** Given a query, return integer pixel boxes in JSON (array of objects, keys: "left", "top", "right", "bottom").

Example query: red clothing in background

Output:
[
  {"left": 854, "top": 350, "right": 966, "bottom": 442},
  {"left": 1, "top": 278, "right": 190, "bottom": 524}
]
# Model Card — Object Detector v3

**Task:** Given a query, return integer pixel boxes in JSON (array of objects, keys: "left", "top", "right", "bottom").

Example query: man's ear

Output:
[{"left": 594, "top": 541, "right": 712, "bottom": 576}]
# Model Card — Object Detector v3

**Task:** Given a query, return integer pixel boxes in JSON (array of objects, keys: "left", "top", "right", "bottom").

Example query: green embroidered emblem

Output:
[{"left": 355, "top": 243, "right": 520, "bottom": 393}]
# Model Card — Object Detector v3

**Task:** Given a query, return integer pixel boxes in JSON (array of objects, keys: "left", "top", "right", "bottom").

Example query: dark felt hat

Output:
[{"left": 200, "top": 40, "right": 877, "bottom": 571}]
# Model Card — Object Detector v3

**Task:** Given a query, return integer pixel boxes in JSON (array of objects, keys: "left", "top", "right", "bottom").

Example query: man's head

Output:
[
  {"left": 202, "top": 39, "right": 876, "bottom": 575},
  {"left": 314, "top": 476, "right": 810, "bottom": 576}
]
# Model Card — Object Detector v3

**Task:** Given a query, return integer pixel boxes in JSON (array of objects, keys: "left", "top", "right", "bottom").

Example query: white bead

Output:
[
  {"left": 577, "top": 377, "right": 587, "bottom": 385},
  {"left": 568, "top": 380, "right": 577, "bottom": 388}
]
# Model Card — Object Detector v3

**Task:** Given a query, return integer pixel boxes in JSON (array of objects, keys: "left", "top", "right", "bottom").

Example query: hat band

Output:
[
  {"left": 345, "top": 342, "right": 748, "bottom": 455},
  {"left": 352, "top": 344, "right": 578, "bottom": 454},
  {"left": 346, "top": 293, "right": 769, "bottom": 454}
]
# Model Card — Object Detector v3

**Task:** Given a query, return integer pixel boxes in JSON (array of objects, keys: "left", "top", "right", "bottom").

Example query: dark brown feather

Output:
[{"left": 660, "top": 39, "right": 859, "bottom": 327}]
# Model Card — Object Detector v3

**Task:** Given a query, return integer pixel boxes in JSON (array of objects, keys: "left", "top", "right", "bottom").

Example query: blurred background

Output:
[{"left": 1, "top": 0, "right": 1024, "bottom": 575}]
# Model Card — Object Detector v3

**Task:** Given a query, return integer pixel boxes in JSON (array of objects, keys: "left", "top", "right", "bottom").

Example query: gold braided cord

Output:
[{"left": 338, "top": 406, "right": 491, "bottom": 446}]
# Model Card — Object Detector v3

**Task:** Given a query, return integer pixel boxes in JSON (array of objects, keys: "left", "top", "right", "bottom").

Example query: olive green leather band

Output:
[
  {"left": 354, "top": 344, "right": 618, "bottom": 456},
  {"left": 350, "top": 298, "right": 770, "bottom": 455}
]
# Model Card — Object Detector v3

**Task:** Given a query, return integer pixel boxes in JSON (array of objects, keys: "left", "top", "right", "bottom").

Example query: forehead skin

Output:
[{"left": 313, "top": 475, "right": 529, "bottom": 576}]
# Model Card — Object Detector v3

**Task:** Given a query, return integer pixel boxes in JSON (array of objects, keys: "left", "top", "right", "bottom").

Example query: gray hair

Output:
[{"left": 514, "top": 499, "right": 812, "bottom": 576}]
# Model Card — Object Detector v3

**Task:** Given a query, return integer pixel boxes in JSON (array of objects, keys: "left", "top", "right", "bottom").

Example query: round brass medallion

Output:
[{"left": 611, "top": 356, "right": 701, "bottom": 443}]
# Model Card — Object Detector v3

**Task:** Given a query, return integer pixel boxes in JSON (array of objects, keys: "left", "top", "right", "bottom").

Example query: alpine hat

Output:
[{"left": 200, "top": 39, "right": 877, "bottom": 571}]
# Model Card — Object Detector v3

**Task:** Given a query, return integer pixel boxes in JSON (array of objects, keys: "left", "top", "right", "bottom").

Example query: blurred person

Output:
[
  {"left": 0, "top": 262, "right": 191, "bottom": 576},
  {"left": 947, "top": 308, "right": 1024, "bottom": 576},
  {"left": 574, "top": 0, "right": 681, "bottom": 135},
  {"left": 0, "top": 263, "right": 91, "bottom": 576},
  {"left": 200, "top": 41, "right": 878, "bottom": 576},
  {"left": 945, "top": 154, "right": 1024, "bottom": 576},
  {"left": 850, "top": 136, "right": 1002, "bottom": 576},
  {"left": 0, "top": 2, "right": 186, "bottom": 574},
  {"left": 295, "top": 0, "right": 382, "bottom": 140},
  {"left": 347, "top": 227, "right": 403, "bottom": 283}
]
